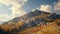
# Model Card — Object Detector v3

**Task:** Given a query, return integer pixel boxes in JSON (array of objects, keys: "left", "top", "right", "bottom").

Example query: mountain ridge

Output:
[
  {"left": 3, "top": 9, "right": 51, "bottom": 24},
  {"left": 0, "top": 9, "right": 60, "bottom": 34}
]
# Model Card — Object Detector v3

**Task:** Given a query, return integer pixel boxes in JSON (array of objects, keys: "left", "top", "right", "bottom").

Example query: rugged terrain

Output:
[{"left": 0, "top": 10, "right": 60, "bottom": 34}]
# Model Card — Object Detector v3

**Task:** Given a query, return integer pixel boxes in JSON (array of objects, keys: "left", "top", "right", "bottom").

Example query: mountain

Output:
[
  {"left": 0, "top": 9, "right": 60, "bottom": 34},
  {"left": 3, "top": 9, "right": 51, "bottom": 24}
]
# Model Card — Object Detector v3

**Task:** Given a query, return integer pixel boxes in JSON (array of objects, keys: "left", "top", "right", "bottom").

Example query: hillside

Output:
[{"left": 0, "top": 10, "right": 60, "bottom": 34}]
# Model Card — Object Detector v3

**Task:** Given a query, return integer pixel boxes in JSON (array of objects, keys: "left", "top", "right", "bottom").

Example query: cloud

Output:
[
  {"left": 0, "top": 0, "right": 27, "bottom": 6},
  {"left": 0, "top": 14, "right": 11, "bottom": 22},
  {"left": 0, "top": 0, "right": 28, "bottom": 23},
  {"left": 54, "top": 0, "right": 60, "bottom": 11},
  {"left": 37, "top": 5, "right": 51, "bottom": 12},
  {"left": 32, "top": 9, "right": 36, "bottom": 11},
  {"left": 0, "top": 0, "right": 28, "bottom": 18},
  {"left": 10, "top": 4, "right": 26, "bottom": 18}
]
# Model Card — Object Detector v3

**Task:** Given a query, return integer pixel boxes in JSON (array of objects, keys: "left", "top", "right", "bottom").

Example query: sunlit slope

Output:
[{"left": 0, "top": 10, "right": 60, "bottom": 34}]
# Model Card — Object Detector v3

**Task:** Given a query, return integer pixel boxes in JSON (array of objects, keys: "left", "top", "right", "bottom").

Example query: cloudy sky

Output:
[{"left": 0, "top": 0, "right": 60, "bottom": 24}]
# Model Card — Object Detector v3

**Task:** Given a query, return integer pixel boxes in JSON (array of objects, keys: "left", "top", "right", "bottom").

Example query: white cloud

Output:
[
  {"left": 0, "top": 14, "right": 11, "bottom": 22},
  {"left": 32, "top": 9, "right": 36, "bottom": 11},
  {"left": 54, "top": 0, "right": 60, "bottom": 11},
  {"left": 10, "top": 4, "right": 26, "bottom": 18},
  {"left": 37, "top": 5, "right": 51, "bottom": 12},
  {"left": 0, "top": 0, "right": 28, "bottom": 20},
  {"left": 0, "top": 0, "right": 28, "bottom": 23},
  {"left": 0, "top": 0, "right": 27, "bottom": 6}
]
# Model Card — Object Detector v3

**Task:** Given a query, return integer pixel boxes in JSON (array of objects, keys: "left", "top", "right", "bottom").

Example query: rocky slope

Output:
[{"left": 0, "top": 10, "right": 60, "bottom": 34}]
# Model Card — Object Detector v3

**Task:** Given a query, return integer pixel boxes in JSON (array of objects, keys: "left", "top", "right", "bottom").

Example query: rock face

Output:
[{"left": 0, "top": 10, "right": 60, "bottom": 34}]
